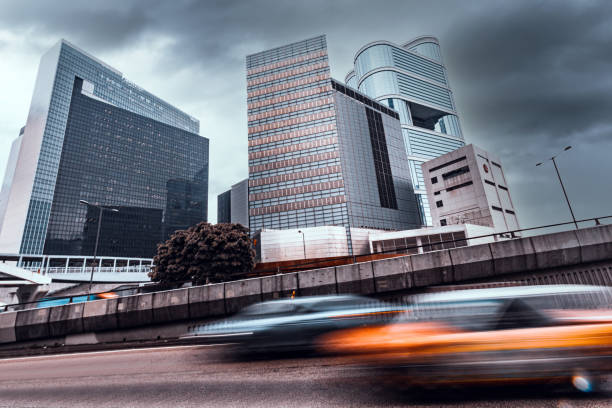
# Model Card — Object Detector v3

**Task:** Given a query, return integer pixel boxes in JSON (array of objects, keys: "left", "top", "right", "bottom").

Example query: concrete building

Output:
[
  {"left": 247, "top": 35, "right": 421, "bottom": 253},
  {"left": 253, "top": 226, "right": 376, "bottom": 263},
  {"left": 369, "top": 223, "right": 496, "bottom": 256},
  {"left": 217, "top": 178, "right": 249, "bottom": 227},
  {"left": 422, "top": 144, "right": 519, "bottom": 234},
  {"left": 0, "top": 40, "right": 208, "bottom": 257},
  {"left": 345, "top": 36, "right": 466, "bottom": 226}
]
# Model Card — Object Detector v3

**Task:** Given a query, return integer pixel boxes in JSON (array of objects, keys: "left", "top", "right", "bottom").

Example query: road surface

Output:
[{"left": 0, "top": 344, "right": 610, "bottom": 407}]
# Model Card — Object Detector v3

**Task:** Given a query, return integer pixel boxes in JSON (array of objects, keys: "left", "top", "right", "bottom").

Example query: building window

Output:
[
  {"left": 429, "top": 156, "right": 467, "bottom": 173},
  {"left": 440, "top": 219, "right": 447, "bottom": 226},
  {"left": 431, "top": 176, "right": 438, "bottom": 184},
  {"left": 505, "top": 209, "right": 515, "bottom": 215},
  {"left": 434, "top": 191, "right": 440, "bottom": 196},
  {"left": 442, "top": 165, "right": 470, "bottom": 180},
  {"left": 446, "top": 181, "right": 473, "bottom": 192},
  {"left": 492, "top": 205, "right": 503, "bottom": 212},
  {"left": 436, "top": 200, "right": 443, "bottom": 208}
]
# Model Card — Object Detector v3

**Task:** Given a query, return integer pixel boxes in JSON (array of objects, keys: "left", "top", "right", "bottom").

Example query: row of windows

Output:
[
  {"left": 249, "top": 130, "right": 336, "bottom": 152},
  {"left": 248, "top": 102, "right": 334, "bottom": 127},
  {"left": 248, "top": 91, "right": 331, "bottom": 116},
  {"left": 246, "top": 36, "right": 326, "bottom": 69},
  {"left": 249, "top": 172, "right": 343, "bottom": 193},
  {"left": 249, "top": 144, "right": 338, "bottom": 166},
  {"left": 248, "top": 117, "right": 336, "bottom": 140},
  {"left": 247, "top": 79, "right": 330, "bottom": 103},
  {"left": 247, "top": 67, "right": 329, "bottom": 92},
  {"left": 250, "top": 157, "right": 340, "bottom": 179},
  {"left": 250, "top": 187, "right": 345, "bottom": 207},
  {"left": 246, "top": 55, "right": 328, "bottom": 81}
]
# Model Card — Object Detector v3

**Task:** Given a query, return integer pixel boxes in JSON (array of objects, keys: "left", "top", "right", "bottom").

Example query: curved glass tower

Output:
[{"left": 345, "top": 36, "right": 465, "bottom": 225}]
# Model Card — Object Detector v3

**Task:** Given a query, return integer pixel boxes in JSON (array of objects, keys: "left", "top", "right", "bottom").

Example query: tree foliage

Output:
[{"left": 150, "top": 222, "right": 256, "bottom": 286}]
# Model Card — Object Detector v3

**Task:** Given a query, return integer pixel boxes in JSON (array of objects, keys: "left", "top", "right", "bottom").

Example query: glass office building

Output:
[
  {"left": 345, "top": 36, "right": 465, "bottom": 225},
  {"left": 217, "top": 190, "right": 232, "bottom": 224},
  {"left": 246, "top": 36, "right": 420, "bottom": 252},
  {"left": 0, "top": 40, "right": 207, "bottom": 257}
]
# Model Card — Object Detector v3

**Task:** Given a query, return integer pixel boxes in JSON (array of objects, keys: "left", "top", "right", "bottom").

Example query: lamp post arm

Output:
[{"left": 551, "top": 157, "right": 578, "bottom": 230}]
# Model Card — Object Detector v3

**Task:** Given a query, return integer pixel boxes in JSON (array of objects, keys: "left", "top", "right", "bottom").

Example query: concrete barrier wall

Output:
[{"left": 1, "top": 224, "right": 611, "bottom": 346}]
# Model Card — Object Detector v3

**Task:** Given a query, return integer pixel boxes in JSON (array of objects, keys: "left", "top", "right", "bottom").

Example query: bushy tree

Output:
[{"left": 150, "top": 222, "right": 255, "bottom": 286}]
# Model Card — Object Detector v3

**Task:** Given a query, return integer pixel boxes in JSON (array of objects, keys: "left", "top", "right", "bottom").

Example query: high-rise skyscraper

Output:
[
  {"left": 345, "top": 36, "right": 465, "bottom": 225},
  {"left": 0, "top": 40, "right": 209, "bottom": 257},
  {"left": 246, "top": 35, "right": 421, "bottom": 252}
]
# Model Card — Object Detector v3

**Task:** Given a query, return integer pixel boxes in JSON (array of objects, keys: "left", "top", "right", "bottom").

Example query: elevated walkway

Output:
[{"left": 0, "top": 263, "right": 51, "bottom": 286}]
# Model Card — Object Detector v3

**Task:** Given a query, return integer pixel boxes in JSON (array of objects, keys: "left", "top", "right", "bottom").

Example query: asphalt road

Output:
[{"left": 0, "top": 344, "right": 611, "bottom": 408}]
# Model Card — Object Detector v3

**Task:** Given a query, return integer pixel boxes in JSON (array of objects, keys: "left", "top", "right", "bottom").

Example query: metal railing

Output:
[{"left": 23, "top": 266, "right": 153, "bottom": 275}]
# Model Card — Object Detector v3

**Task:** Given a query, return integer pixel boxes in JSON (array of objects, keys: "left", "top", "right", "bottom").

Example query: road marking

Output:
[{"left": 0, "top": 343, "right": 225, "bottom": 363}]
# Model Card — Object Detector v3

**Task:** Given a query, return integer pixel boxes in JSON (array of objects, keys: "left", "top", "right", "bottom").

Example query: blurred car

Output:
[
  {"left": 184, "top": 294, "right": 405, "bottom": 355},
  {"left": 321, "top": 285, "right": 612, "bottom": 392}
]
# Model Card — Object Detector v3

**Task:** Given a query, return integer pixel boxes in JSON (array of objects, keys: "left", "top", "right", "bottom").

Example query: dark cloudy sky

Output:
[{"left": 0, "top": 0, "right": 610, "bottom": 228}]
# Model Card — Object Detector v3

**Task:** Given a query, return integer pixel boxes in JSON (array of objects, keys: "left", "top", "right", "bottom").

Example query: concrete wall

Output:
[{"left": 0, "top": 224, "right": 611, "bottom": 347}]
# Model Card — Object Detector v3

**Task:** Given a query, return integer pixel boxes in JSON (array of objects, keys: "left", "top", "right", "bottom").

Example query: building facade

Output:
[
  {"left": 217, "top": 178, "right": 248, "bottom": 227},
  {"left": 253, "top": 226, "right": 376, "bottom": 263},
  {"left": 0, "top": 40, "right": 208, "bottom": 257},
  {"left": 369, "top": 223, "right": 496, "bottom": 256},
  {"left": 230, "top": 178, "right": 249, "bottom": 227},
  {"left": 422, "top": 144, "right": 519, "bottom": 234},
  {"left": 345, "top": 36, "right": 465, "bottom": 226},
  {"left": 0, "top": 127, "right": 24, "bottom": 235},
  {"left": 217, "top": 190, "right": 232, "bottom": 224},
  {"left": 246, "top": 35, "right": 421, "bottom": 253}
]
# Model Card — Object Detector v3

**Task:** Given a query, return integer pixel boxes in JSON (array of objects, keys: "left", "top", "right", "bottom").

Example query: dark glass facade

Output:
[
  {"left": 217, "top": 190, "right": 231, "bottom": 223},
  {"left": 42, "top": 78, "right": 209, "bottom": 257},
  {"left": 365, "top": 108, "right": 398, "bottom": 210}
]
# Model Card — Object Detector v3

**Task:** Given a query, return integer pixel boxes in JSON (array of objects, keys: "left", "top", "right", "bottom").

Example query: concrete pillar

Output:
[
  {"left": 44, "top": 257, "right": 51, "bottom": 275},
  {"left": 81, "top": 257, "right": 86, "bottom": 274},
  {"left": 113, "top": 258, "right": 117, "bottom": 273},
  {"left": 16, "top": 284, "right": 49, "bottom": 309},
  {"left": 416, "top": 237, "right": 423, "bottom": 254},
  {"left": 17, "top": 255, "right": 23, "bottom": 268},
  {"left": 65, "top": 257, "right": 70, "bottom": 274}
]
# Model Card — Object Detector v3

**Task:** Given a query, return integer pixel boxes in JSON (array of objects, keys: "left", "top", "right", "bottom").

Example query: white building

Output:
[
  {"left": 369, "top": 224, "right": 496, "bottom": 255},
  {"left": 253, "top": 226, "right": 377, "bottom": 263},
  {"left": 422, "top": 144, "right": 519, "bottom": 235}
]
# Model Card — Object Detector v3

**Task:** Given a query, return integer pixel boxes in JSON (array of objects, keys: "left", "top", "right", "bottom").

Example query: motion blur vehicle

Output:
[
  {"left": 35, "top": 291, "right": 118, "bottom": 308},
  {"left": 185, "top": 294, "right": 405, "bottom": 355},
  {"left": 321, "top": 285, "right": 612, "bottom": 392}
]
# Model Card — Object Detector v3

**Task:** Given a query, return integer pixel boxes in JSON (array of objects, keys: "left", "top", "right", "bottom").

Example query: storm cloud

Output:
[{"left": 0, "top": 0, "right": 610, "bottom": 229}]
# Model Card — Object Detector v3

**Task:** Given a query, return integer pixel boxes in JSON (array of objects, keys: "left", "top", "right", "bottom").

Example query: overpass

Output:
[{"left": 0, "top": 223, "right": 610, "bottom": 348}]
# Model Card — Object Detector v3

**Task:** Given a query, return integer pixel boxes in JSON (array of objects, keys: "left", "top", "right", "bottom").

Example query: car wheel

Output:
[{"left": 572, "top": 371, "right": 600, "bottom": 393}]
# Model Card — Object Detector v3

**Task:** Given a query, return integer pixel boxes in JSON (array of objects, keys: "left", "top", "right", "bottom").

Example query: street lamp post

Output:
[
  {"left": 79, "top": 200, "right": 119, "bottom": 293},
  {"left": 536, "top": 146, "right": 578, "bottom": 230},
  {"left": 297, "top": 230, "right": 306, "bottom": 260}
]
